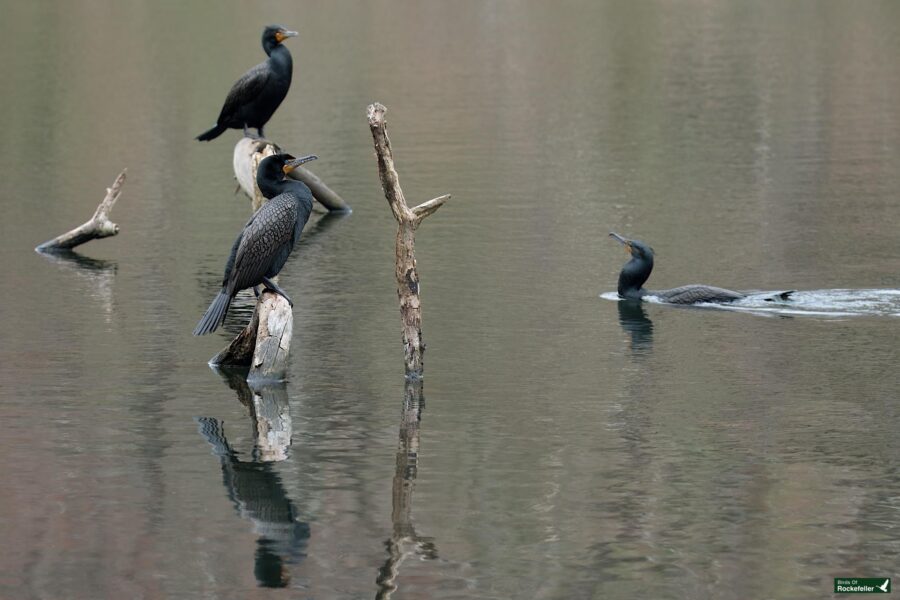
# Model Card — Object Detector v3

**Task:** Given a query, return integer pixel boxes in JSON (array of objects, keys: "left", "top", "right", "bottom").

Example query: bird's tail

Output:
[
  {"left": 193, "top": 289, "right": 232, "bottom": 335},
  {"left": 196, "top": 123, "right": 227, "bottom": 142},
  {"left": 763, "top": 290, "right": 796, "bottom": 302}
]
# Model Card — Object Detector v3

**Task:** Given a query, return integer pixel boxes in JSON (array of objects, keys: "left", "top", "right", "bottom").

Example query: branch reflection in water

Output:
[
  {"left": 617, "top": 299, "right": 654, "bottom": 356},
  {"left": 376, "top": 379, "right": 437, "bottom": 599},
  {"left": 196, "top": 369, "right": 308, "bottom": 588},
  {"left": 36, "top": 249, "right": 118, "bottom": 319}
]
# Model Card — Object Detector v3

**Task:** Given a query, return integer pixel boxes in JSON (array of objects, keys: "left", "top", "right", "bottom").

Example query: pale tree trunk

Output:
[
  {"left": 366, "top": 103, "right": 450, "bottom": 379},
  {"left": 36, "top": 169, "right": 127, "bottom": 252},
  {"left": 233, "top": 137, "right": 350, "bottom": 213}
]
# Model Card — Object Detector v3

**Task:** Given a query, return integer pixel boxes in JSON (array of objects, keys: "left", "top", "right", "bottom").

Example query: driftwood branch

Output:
[
  {"left": 209, "top": 291, "right": 293, "bottom": 383},
  {"left": 36, "top": 169, "right": 127, "bottom": 252},
  {"left": 367, "top": 102, "right": 450, "bottom": 378},
  {"left": 233, "top": 137, "right": 350, "bottom": 213}
]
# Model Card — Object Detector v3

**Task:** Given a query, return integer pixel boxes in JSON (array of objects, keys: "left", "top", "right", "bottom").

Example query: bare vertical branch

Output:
[{"left": 367, "top": 103, "right": 450, "bottom": 379}]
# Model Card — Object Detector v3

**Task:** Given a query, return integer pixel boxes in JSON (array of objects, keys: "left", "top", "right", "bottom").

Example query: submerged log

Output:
[
  {"left": 367, "top": 103, "right": 450, "bottom": 379},
  {"left": 209, "top": 290, "right": 293, "bottom": 382},
  {"left": 36, "top": 169, "right": 127, "bottom": 252},
  {"left": 233, "top": 137, "right": 350, "bottom": 213}
]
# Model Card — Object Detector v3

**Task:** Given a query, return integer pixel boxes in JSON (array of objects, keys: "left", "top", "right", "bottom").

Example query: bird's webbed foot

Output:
[{"left": 261, "top": 277, "right": 293, "bottom": 307}]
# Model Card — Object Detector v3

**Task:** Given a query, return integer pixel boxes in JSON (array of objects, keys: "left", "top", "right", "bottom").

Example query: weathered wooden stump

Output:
[{"left": 209, "top": 290, "right": 293, "bottom": 382}]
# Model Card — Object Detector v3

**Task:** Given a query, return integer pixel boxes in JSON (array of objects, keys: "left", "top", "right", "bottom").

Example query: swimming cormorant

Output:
[
  {"left": 193, "top": 153, "right": 317, "bottom": 335},
  {"left": 609, "top": 232, "right": 792, "bottom": 304},
  {"left": 196, "top": 25, "right": 298, "bottom": 142}
]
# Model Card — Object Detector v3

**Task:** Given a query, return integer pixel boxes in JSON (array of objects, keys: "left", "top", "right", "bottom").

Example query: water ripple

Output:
[{"left": 601, "top": 289, "right": 900, "bottom": 318}]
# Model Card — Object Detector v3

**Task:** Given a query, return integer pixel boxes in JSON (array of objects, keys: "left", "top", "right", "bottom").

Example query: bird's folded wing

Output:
[
  {"left": 231, "top": 200, "right": 297, "bottom": 290},
  {"left": 218, "top": 62, "right": 271, "bottom": 123}
]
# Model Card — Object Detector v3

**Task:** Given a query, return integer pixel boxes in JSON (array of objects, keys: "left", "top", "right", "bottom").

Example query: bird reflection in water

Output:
[
  {"left": 375, "top": 380, "right": 437, "bottom": 599},
  {"left": 196, "top": 369, "right": 308, "bottom": 588},
  {"left": 617, "top": 299, "right": 654, "bottom": 355}
]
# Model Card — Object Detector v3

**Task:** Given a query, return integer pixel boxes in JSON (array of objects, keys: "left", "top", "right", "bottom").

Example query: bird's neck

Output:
[
  {"left": 265, "top": 44, "right": 293, "bottom": 75},
  {"left": 258, "top": 178, "right": 312, "bottom": 203},
  {"left": 618, "top": 255, "right": 653, "bottom": 299}
]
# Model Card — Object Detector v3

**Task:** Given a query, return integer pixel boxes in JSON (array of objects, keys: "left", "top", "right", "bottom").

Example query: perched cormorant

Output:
[
  {"left": 196, "top": 25, "right": 298, "bottom": 141},
  {"left": 609, "top": 232, "right": 793, "bottom": 304},
  {"left": 194, "top": 153, "right": 317, "bottom": 335}
]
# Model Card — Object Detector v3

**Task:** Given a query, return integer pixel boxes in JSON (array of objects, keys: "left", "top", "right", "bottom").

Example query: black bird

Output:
[
  {"left": 194, "top": 153, "right": 317, "bottom": 335},
  {"left": 609, "top": 232, "right": 793, "bottom": 304},
  {"left": 196, "top": 25, "right": 298, "bottom": 142}
]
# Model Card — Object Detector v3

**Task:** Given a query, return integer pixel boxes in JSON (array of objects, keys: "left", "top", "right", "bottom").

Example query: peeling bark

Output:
[{"left": 249, "top": 291, "right": 293, "bottom": 383}]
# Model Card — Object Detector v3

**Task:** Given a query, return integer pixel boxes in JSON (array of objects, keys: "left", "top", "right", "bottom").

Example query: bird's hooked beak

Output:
[
  {"left": 283, "top": 154, "right": 318, "bottom": 174},
  {"left": 275, "top": 29, "right": 299, "bottom": 43},
  {"left": 609, "top": 232, "right": 633, "bottom": 255}
]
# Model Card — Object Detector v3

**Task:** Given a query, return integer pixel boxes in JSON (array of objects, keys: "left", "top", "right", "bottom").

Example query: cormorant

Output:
[
  {"left": 196, "top": 25, "right": 298, "bottom": 141},
  {"left": 609, "top": 232, "right": 793, "bottom": 304},
  {"left": 194, "top": 153, "right": 317, "bottom": 335}
]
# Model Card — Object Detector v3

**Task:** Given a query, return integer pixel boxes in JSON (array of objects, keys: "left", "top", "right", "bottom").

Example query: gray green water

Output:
[{"left": 1, "top": 1, "right": 898, "bottom": 598}]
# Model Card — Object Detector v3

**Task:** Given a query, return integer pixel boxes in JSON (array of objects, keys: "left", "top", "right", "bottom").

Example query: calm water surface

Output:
[{"left": 1, "top": 1, "right": 898, "bottom": 598}]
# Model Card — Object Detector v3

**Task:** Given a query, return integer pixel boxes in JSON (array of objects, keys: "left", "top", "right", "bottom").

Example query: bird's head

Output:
[
  {"left": 263, "top": 25, "right": 298, "bottom": 48},
  {"left": 257, "top": 153, "right": 317, "bottom": 195},
  {"left": 610, "top": 232, "right": 654, "bottom": 298},
  {"left": 609, "top": 232, "right": 654, "bottom": 261}
]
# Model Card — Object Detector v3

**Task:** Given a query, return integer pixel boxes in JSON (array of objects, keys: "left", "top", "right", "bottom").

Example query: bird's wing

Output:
[
  {"left": 217, "top": 62, "right": 270, "bottom": 124},
  {"left": 229, "top": 197, "right": 298, "bottom": 292},
  {"left": 654, "top": 285, "right": 744, "bottom": 304},
  {"left": 220, "top": 213, "right": 257, "bottom": 286}
]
